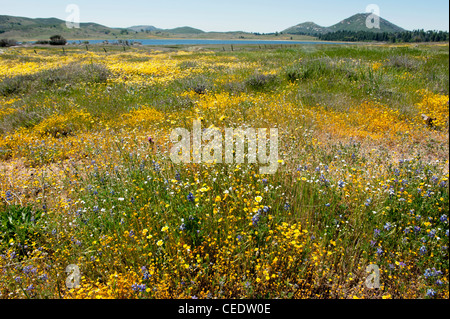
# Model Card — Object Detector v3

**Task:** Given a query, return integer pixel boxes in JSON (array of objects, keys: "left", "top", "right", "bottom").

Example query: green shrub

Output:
[
  {"left": 245, "top": 73, "right": 278, "bottom": 90},
  {"left": 49, "top": 35, "right": 67, "bottom": 46},
  {"left": 0, "top": 204, "right": 43, "bottom": 248},
  {"left": 0, "top": 38, "right": 17, "bottom": 47}
]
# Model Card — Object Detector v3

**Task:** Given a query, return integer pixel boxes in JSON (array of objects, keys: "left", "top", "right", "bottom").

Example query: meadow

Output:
[{"left": 0, "top": 42, "right": 448, "bottom": 299}]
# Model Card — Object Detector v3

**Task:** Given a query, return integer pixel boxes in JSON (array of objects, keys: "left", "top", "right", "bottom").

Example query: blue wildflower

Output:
[
  {"left": 426, "top": 289, "right": 436, "bottom": 297},
  {"left": 132, "top": 283, "right": 147, "bottom": 292},
  {"left": 374, "top": 229, "right": 381, "bottom": 237},
  {"left": 252, "top": 212, "right": 261, "bottom": 227},
  {"left": 5, "top": 190, "right": 13, "bottom": 201},
  {"left": 428, "top": 229, "right": 436, "bottom": 238},
  {"left": 23, "top": 265, "right": 33, "bottom": 275},
  {"left": 39, "top": 273, "right": 48, "bottom": 282},
  {"left": 419, "top": 246, "right": 427, "bottom": 255}
]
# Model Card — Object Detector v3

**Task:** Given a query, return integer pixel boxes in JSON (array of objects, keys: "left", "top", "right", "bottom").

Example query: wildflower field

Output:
[{"left": 0, "top": 43, "right": 448, "bottom": 299}]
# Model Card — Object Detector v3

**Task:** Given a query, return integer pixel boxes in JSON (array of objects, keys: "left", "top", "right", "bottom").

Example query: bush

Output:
[
  {"left": 0, "top": 204, "right": 43, "bottom": 248},
  {"left": 245, "top": 73, "right": 278, "bottom": 91},
  {"left": 0, "top": 74, "right": 34, "bottom": 96},
  {"left": 385, "top": 55, "right": 421, "bottom": 70},
  {"left": 285, "top": 58, "right": 335, "bottom": 82},
  {"left": 49, "top": 35, "right": 67, "bottom": 46},
  {"left": 0, "top": 38, "right": 17, "bottom": 47}
]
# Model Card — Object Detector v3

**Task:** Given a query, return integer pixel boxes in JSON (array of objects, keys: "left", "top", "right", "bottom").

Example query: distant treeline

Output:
[{"left": 315, "top": 29, "right": 449, "bottom": 43}]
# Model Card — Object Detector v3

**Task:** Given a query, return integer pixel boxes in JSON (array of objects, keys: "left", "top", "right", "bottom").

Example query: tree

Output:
[
  {"left": 49, "top": 35, "right": 67, "bottom": 45},
  {"left": 0, "top": 38, "right": 17, "bottom": 47}
]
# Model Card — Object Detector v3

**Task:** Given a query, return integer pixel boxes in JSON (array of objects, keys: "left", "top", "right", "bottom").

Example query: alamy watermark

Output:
[
  {"left": 169, "top": 120, "right": 279, "bottom": 174},
  {"left": 65, "top": 4, "right": 80, "bottom": 29},
  {"left": 366, "top": 4, "right": 381, "bottom": 30},
  {"left": 65, "top": 264, "right": 81, "bottom": 289},
  {"left": 365, "top": 264, "right": 381, "bottom": 289}
]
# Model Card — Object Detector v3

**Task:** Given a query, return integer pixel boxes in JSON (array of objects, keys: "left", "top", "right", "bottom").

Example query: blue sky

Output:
[{"left": 1, "top": 0, "right": 448, "bottom": 32}]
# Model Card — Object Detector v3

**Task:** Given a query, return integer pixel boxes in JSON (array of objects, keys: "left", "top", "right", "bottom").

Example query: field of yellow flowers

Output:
[{"left": 0, "top": 43, "right": 448, "bottom": 299}]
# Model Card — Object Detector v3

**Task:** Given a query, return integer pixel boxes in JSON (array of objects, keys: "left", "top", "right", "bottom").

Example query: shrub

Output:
[
  {"left": 245, "top": 73, "right": 278, "bottom": 90},
  {"left": 0, "top": 74, "right": 34, "bottom": 96},
  {"left": 285, "top": 58, "right": 335, "bottom": 82},
  {"left": 0, "top": 38, "right": 17, "bottom": 47},
  {"left": 49, "top": 35, "right": 67, "bottom": 46},
  {"left": 0, "top": 204, "right": 43, "bottom": 248},
  {"left": 385, "top": 55, "right": 421, "bottom": 70}
]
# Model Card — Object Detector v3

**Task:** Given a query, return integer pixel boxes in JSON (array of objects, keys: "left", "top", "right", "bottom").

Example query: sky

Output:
[{"left": 1, "top": 0, "right": 449, "bottom": 33}]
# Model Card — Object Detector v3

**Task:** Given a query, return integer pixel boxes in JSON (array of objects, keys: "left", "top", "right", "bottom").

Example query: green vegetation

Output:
[
  {"left": 0, "top": 42, "right": 448, "bottom": 299},
  {"left": 319, "top": 30, "right": 449, "bottom": 43}
]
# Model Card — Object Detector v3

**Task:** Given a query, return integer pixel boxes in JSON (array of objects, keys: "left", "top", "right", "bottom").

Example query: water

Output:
[{"left": 73, "top": 39, "right": 351, "bottom": 46}]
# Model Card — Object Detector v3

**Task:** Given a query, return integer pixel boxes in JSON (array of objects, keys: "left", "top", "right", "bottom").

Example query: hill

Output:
[
  {"left": 0, "top": 15, "right": 121, "bottom": 40},
  {"left": 0, "top": 15, "right": 208, "bottom": 40},
  {"left": 328, "top": 13, "right": 405, "bottom": 33},
  {"left": 127, "top": 25, "right": 160, "bottom": 32},
  {"left": 283, "top": 22, "right": 330, "bottom": 35},
  {"left": 283, "top": 13, "right": 405, "bottom": 35},
  {"left": 164, "top": 26, "right": 205, "bottom": 34}
]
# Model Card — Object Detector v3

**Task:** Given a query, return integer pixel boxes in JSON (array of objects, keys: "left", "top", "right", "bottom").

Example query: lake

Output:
[{"left": 74, "top": 39, "right": 352, "bottom": 46}]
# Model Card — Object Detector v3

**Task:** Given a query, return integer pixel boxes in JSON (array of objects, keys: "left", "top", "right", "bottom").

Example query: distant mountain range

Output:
[
  {"left": 0, "top": 13, "right": 413, "bottom": 41},
  {"left": 283, "top": 13, "right": 405, "bottom": 35},
  {"left": 127, "top": 25, "right": 205, "bottom": 34},
  {"left": 0, "top": 15, "right": 119, "bottom": 40}
]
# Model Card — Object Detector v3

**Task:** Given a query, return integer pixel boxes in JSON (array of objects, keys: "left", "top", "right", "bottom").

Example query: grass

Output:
[{"left": 0, "top": 42, "right": 448, "bottom": 299}]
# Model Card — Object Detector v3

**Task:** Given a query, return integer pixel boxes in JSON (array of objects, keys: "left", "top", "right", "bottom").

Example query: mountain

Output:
[
  {"left": 328, "top": 13, "right": 405, "bottom": 33},
  {"left": 165, "top": 26, "right": 204, "bottom": 34},
  {"left": 128, "top": 26, "right": 205, "bottom": 34},
  {"left": 0, "top": 15, "right": 121, "bottom": 40},
  {"left": 0, "top": 15, "right": 207, "bottom": 40},
  {"left": 283, "top": 22, "right": 330, "bottom": 35},
  {"left": 127, "top": 25, "right": 160, "bottom": 32},
  {"left": 283, "top": 13, "right": 405, "bottom": 35}
]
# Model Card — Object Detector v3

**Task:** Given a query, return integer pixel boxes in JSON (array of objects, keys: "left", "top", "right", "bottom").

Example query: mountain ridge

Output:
[
  {"left": 283, "top": 13, "right": 406, "bottom": 35},
  {"left": 0, "top": 13, "right": 424, "bottom": 41}
]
